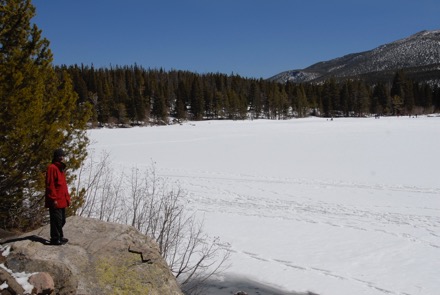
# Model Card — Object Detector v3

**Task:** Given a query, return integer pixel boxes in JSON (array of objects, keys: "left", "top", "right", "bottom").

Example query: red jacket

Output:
[{"left": 45, "top": 162, "right": 71, "bottom": 209}]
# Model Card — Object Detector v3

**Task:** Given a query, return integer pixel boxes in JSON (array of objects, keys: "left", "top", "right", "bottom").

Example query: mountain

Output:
[{"left": 270, "top": 30, "right": 440, "bottom": 84}]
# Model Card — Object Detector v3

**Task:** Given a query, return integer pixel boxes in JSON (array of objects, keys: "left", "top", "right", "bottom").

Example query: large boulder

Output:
[{"left": 2, "top": 216, "right": 183, "bottom": 295}]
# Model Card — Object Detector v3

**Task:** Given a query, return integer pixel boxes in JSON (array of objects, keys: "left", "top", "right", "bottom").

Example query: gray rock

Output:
[{"left": 3, "top": 216, "right": 183, "bottom": 295}]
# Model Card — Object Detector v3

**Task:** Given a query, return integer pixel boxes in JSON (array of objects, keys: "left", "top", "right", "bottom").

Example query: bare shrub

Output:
[
  {"left": 73, "top": 152, "right": 230, "bottom": 294},
  {"left": 75, "top": 151, "right": 125, "bottom": 223}
]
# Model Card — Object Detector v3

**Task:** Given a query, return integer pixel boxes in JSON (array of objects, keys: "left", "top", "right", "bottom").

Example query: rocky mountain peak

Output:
[{"left": 270, "top": 29, "right": 440, "bottom": 84}]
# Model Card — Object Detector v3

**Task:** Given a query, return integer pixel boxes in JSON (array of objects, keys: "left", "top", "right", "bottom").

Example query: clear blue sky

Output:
[{"left": 32, "top": 0, "right": 440, "bottom": 79}]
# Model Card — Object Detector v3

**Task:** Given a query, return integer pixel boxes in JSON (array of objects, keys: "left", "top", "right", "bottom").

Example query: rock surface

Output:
[
  {"left": 28, "top": 272, "right": 54, "bottom": 295},
  {"left": 1, "top": 216, "right": 183, "bottom": 295}
]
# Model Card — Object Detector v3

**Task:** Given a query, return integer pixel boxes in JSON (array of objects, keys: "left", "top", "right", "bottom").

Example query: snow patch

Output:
[{"left": 1, "top": 246, "right": 35, "bottom": 294}]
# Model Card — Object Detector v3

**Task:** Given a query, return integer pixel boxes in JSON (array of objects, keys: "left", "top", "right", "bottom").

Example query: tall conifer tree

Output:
[{"left": 0, "top": 0, "right": 91, "bottom": 229}]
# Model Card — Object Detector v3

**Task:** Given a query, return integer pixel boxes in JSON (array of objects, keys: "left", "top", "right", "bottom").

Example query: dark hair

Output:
[{"left": 53, "top": 148, "right": 65, "bottom": 160}]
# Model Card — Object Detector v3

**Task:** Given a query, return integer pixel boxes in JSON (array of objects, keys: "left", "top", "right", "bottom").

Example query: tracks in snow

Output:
[
  {"left": 161, "top": 168, "right": 440, "bottom": 249},
  {"left": 215, "top": 243, "right": 414, "bottom": 295},
  {"left": 161, "top": 168, "right": 440, "bottom": 295}
]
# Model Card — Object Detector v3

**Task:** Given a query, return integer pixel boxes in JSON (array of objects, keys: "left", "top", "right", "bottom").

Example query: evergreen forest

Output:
[{"left": 60, "top": 64, "right": 440, "bottom": 126}]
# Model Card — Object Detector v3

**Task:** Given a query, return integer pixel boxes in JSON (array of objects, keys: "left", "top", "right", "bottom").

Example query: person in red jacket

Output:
[{"left": 45, "top": 148, "right": 71, "bottom": 245}]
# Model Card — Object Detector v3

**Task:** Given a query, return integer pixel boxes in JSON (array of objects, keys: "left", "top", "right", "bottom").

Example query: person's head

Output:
[{"left": 52, "top": 148, "right": 66, "bottom": 162}]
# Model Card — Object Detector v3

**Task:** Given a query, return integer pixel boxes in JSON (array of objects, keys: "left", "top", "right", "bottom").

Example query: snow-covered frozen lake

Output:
[{"left": 89, "top": 116, "right": 440, "bottom": 295}]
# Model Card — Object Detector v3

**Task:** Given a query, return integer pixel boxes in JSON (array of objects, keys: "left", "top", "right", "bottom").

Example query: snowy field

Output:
[{"left": 88, "top": 116, "right": 440, "bottom": 295}]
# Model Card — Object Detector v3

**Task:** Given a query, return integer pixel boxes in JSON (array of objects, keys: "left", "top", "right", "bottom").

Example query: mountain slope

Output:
[{"left": 270, "top": 30, "right": 440, "bottom": 83}]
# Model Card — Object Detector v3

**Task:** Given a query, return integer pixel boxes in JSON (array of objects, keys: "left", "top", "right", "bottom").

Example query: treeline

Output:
[{"left": 58, "top": 65, "right": 440, "bottom": 125}]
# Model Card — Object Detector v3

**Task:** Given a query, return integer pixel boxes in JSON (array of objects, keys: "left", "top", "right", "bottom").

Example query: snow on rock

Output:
[{"left": 1, "top": 245, "right": 36, "bottom": 294}]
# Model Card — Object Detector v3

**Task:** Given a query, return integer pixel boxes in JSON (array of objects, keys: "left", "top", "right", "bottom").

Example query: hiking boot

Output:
[{"left": 50, "top": 239, "right": 62, "bottom": 246}]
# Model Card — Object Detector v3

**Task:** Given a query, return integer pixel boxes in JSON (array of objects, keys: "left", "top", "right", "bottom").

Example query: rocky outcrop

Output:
[{"left": 1, "top": 216, "right": 183, "bottom": 295}]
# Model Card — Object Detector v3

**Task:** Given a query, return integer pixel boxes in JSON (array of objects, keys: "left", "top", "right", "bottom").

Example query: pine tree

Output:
[
  {"left": 340, "top": 82, "right": 350, "bottom": 116},
  {"left": 353, "top": 81, "right": 370, "bottom": 116},
  {"left": 190, "top": 76, "right": 204, "bottom": 120},
  {"left": 248, "top": 81, "right": 262, "bottom": 119},
  {"left": 391, "top": 70, "right": 417, "bottom": 115},
  {"left": 321, "top": 78, "right": 339, "bottom": 117},
  {"left": 404, "top": 81, "right": 415, "bottom": 114},
  {"left": 0, "top": 0, "right": 92, "bottom": 229},
  {"left": 150, "top": 79, "right": 167, "bottom": 122},
  {"left": 174, "top": 81, "right": 188, "bottom": 120},
  {"left": 434, "top": 86, "right": 440, "bottom": 111},
  {"left": 294, "top": 84, "right": 308, "bottom": 118},
  {"left": 421, "top": 84, "right": 433, "bottom": 112},
  {"left": 372, "top": 82, "right": 390, "bottom": 115},
  {"left": 390, "top": 71, "right": 405, "bottom": 98}
]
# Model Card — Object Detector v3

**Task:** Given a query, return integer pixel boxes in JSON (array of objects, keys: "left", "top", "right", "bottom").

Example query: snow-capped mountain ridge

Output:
[{"left": 270, "top": 29, "right": 440, "bottom": 83}]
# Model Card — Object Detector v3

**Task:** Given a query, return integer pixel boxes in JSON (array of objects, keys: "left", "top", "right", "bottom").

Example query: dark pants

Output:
[{"left": 49, "top": 208, "right": 66, "bottom": 242}]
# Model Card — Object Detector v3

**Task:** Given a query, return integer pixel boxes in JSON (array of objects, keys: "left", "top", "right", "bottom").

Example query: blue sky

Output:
[{"left": 32, "top": 0, "right": 440, "bottom": 79}]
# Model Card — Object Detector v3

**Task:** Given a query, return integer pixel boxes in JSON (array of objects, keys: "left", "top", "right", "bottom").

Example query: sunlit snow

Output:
[{"left": 88, "top": 116, "right": 440, "bottom": 295}]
